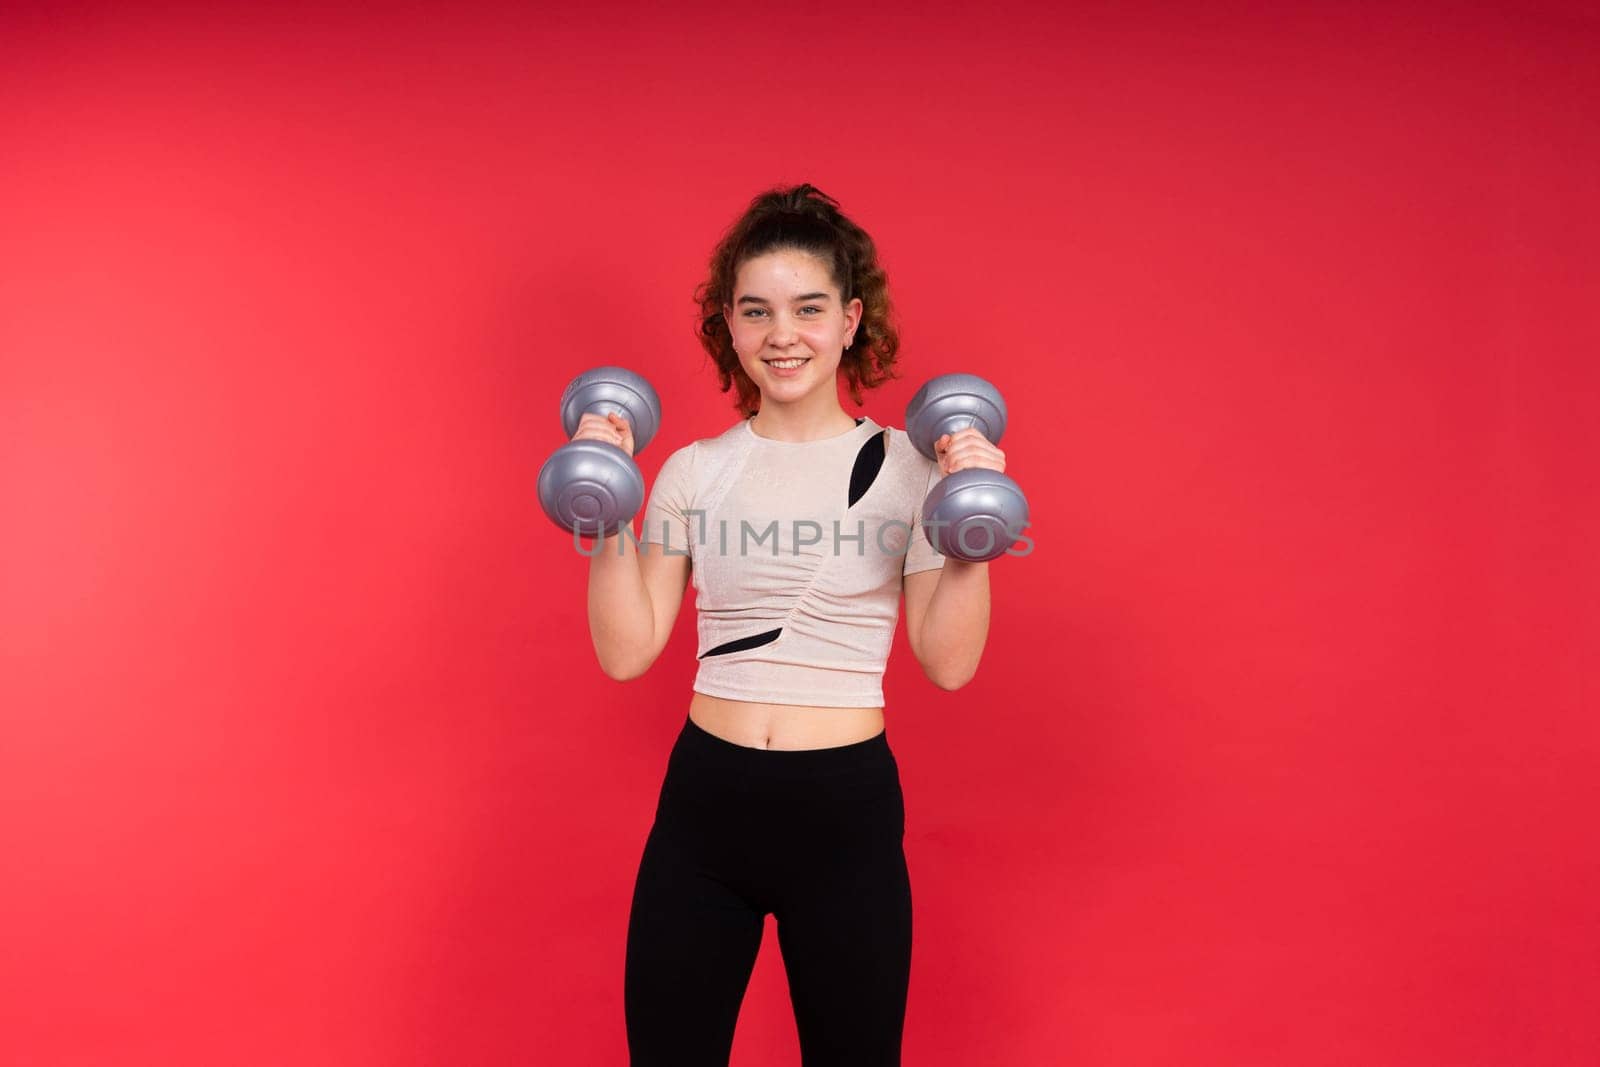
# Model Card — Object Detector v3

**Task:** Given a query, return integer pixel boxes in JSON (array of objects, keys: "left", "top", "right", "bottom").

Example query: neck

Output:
[{"left": 749, "top": 386, "right": 859, "bottom": 443}]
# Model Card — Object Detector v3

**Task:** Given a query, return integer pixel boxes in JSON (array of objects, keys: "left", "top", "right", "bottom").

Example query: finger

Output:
[
  {"left": 942, "top": 443, "right": 993, "bottom": 462},
  {"left": 947, "top": 440, "right": 1004, "bottom": 460},
  {"left": 944, "top": 451, "right": 1004, "bottom": 473}
]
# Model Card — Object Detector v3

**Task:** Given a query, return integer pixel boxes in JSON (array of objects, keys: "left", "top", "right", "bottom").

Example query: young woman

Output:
[{"left": 573, "top": 184, "right": 1004, "bottom": 1065}]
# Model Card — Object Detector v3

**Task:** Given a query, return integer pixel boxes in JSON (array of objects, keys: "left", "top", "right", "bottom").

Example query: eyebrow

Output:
[{"left": 735, "top": 292, "right": 833, "bottom": 306}]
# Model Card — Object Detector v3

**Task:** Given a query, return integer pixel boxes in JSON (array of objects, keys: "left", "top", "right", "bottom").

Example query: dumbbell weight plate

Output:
[
  {"left": 922, "top": 468, "right": 1030, "bottom": 562},
  {"left": 905, "top": 372, "right": 1008, "bottom": 460},
  {"left": 537, "top": 439, "right": 646, "bottom": 537},
  {"left": 559, "top": 366, "right": 661, "bottom": 454}
]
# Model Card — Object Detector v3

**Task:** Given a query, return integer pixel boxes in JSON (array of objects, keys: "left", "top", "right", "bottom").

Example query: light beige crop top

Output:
[{"left": 639, "top": 414, "right": 947, "bottom": 708}]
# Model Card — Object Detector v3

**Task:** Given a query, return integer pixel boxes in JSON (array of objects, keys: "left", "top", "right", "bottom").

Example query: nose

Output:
[{"left": 767, "top": 311, "right": 798, "bottom": 347}]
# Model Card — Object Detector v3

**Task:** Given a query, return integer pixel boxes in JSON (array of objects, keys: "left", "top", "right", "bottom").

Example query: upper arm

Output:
[
  {"left": 637, "top": 441, "right": 698, "bottom": 667},
  {"left": 903, "top": 566, "right": 939, "bottom": 667},
  {"left": 639, "top": 546, "right": 691, "bottom": 664},
  {"left": 902, "top": 451, "right": 947, "bottom": 577},
  {"left": 901, "top": 445, "right": 946, "bottom": 667}
]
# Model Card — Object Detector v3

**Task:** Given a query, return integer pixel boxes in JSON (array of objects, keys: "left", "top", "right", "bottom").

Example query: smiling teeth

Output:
[{"left": 768, "top": 358, "right": 808, "bottom": 369}]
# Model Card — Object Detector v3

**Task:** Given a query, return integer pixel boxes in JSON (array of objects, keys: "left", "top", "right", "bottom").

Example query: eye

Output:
[
  {"left": 799, "top": 305, "right": 822, "bottom": 315},
  {"left": 742, "top": 308, "right": 768, "bottom": 318}
]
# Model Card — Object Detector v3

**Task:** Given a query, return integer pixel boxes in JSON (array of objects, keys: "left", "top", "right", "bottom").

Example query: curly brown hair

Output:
[{"left": 694, "top": 184, "right": 901, "bottom": 417}]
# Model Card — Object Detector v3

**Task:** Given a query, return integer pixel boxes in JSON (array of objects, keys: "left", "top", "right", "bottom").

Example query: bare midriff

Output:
[{"left": 688, "top": 691, "right": 886, "bottom": 751}]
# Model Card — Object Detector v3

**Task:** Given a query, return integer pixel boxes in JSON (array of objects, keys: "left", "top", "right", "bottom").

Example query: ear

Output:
[{"left": 844, "top": 297, "right": 863, "bottom": 333}]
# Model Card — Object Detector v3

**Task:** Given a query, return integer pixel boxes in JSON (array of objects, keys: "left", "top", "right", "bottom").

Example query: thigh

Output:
[
  {"left": 624, "top": 822, "right": 764, "bottom": 1067},
  {"left": 773, "top": 808, "right": 912, "bottom": 1065}
]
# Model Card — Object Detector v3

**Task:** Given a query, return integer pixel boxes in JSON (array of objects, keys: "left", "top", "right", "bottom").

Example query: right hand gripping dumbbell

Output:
[
  {"left": 537, "top": 366, "right": 662, "bottom": 537},
  {"left": 904, "top": 373, "right": 1030, "bottom": 562}
]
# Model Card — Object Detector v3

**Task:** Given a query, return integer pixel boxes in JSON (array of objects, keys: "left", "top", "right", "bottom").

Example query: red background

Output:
[{"left": 2, "top": 2, "right": 1596, "bottom": 1064}]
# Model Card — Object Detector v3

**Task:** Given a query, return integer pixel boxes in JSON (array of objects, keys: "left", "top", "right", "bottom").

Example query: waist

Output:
[
  {"left": 689, "top": 691, "right": 885, "bottom": 751},
  {"left": 673, "top": 707, "right": 895, "bottom": 784}
]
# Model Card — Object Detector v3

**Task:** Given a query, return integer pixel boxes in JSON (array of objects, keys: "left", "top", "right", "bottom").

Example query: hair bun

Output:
[{"left": 764, "top": 183, "right": 840, "bottom": 221}]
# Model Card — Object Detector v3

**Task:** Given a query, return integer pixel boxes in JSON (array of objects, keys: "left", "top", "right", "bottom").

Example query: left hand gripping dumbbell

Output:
[{"left": 904, "top": 373, "right": 1030, "bottom": 562}]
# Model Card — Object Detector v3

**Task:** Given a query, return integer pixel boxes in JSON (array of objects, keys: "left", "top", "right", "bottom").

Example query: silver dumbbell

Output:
[
  {"left": 904, "top": 373, "right": 1030, "bottom": 562},
  {"left": 536, "top": 366, "right": 661, "bottom": 537}
]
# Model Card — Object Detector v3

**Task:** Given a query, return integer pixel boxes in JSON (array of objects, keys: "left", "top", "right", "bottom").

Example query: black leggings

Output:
[{"left": 625, "top": 713, "right": 912, "bottom": 1066}]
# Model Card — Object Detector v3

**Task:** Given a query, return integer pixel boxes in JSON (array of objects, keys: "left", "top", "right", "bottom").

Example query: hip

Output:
[{"left": 653, "top": 712, "right": 906, "bottom": 861}]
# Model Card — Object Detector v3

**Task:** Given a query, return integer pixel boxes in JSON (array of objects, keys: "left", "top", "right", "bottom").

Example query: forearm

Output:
[
  {"left": 916, "top": 558, "right": 991, "bottom": 689},
  {"left": 586, "top": 530, "right": 655, "bottom": 679}
]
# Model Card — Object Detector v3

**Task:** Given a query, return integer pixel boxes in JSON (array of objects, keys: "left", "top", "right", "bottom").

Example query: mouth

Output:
[{"left": 763, "top": 357, "right": 811, "bottom": 370}]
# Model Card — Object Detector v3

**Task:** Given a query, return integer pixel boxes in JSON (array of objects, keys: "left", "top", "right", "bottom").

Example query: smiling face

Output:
[{"left": 724, "top": 249, "right": 864, "bottom": 406}]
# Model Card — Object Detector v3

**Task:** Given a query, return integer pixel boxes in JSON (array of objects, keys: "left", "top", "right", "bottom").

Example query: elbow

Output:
[
  {"left": 601, "top": 662, "right": 645, "bottom": 683},
  {"left": 597, "top": 649, "right": 655, "bottom": 683},
  {"left": 924, "top": 665, "right": 976, "bottom": 692}
]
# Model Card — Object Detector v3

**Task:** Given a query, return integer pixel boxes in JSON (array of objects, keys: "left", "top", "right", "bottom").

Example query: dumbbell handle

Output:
[{"left": 931, "top": 413, "right": 993, "bottom": 439}]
